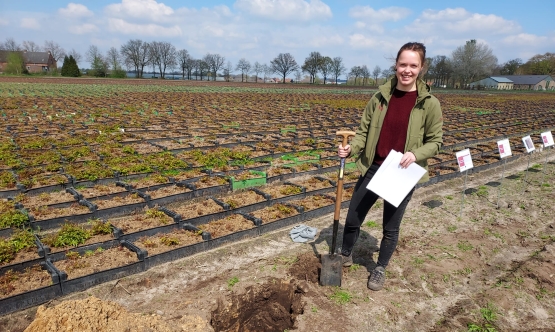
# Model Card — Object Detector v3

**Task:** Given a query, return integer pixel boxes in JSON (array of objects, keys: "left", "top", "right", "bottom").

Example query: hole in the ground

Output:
[
  {"left": 288, "top": 252, "right": 321, "bottom": 283},
  {"left": 506, "top": 174, "right": 521, "bottom": 180},
  {"left": 485, "top": 181, "right": 501, "bottom": 187},
  {"left": 210, "top": 278, "right": 305, "bottom": 332},
  {"left": 464, "top": 188, "right": 478, "bottom": 195},
  {"left": 422, "top": 200, "right": 443, "bottom": 208}
]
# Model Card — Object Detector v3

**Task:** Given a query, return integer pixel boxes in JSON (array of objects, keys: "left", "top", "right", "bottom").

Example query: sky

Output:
[{"left": 0, "top": 0, "right": 554, "bottom": 77}]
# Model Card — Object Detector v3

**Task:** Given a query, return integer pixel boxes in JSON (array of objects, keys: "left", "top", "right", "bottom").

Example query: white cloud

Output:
[
  {"left": 307, "top": 33, "right": 343, "bottom": 48},
  {"left": 409, "top": 8, "right": 520, "bottom": 36},
  {"left": 349, "top": 6, "right": 411, "bottom": 22},
  {"left": 70, "top": 23, "right": 99, "bottom": 35},
  {"left": 59, "top": 3, "right": 93, "bottom": 18},
  {"left": 105, "top": 0, "right": 174, "bottom": 23},
  {"left": 501, "top": 33, "right": 548, "bottom": 46},
  {"left": 348, "top": 34, "right": 379, "bottom": 49},
  {"left": 234, "top": 0, "right": 332, "bottom": 22},
  {"left": 0, "top": 18, "right": 9, "bottom": 26},
  {"left": 20, "top": 18, "right": 40, "bottom": 30},
  {"left": 107, "top": 18, "right": 182, "bottom": 37}
]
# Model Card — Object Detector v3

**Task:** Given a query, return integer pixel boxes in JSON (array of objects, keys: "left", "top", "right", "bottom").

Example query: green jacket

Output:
[{"left": 350, "top": 77, "right": 443, "bottom": 184}]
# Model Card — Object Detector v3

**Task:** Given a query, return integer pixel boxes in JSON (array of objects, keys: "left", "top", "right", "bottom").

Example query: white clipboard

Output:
[{"left": 366, "top": 150, "right": 426, "bottom": 207}]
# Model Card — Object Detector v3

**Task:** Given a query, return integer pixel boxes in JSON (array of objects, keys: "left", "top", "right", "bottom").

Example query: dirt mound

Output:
[
  {"left": 288, "top": 251, "right": 321, "bottom": 283},
  {"left": 24, "top": 296, "right": 176, "bottom": 332},
  {"left": 211, "top": 278, "right": 305, "bottom": 332}
]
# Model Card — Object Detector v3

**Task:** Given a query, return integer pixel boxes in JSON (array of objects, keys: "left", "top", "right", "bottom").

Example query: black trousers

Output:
[{"left": 340, "top": 163, "right": 415, "bottom": 268}]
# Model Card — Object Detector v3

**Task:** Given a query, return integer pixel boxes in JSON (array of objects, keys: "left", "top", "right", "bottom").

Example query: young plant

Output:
[
  {"left": 227, "top": 276, "right": 239, "bottom": 289},
  {"left": 329, "top": 288, "right": 353, "bottom": 305},
  {"left": 43, "top": 222, "right": 91, "bottom": 248}
]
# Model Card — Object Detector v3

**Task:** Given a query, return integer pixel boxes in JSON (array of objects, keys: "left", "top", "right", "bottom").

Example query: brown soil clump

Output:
[{"left": 24, "top": 296, "right": 175, "bottom": 332}]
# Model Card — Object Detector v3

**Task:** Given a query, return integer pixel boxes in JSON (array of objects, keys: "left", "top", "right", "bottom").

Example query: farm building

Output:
[
  {"left": 0, "top": 50, "right": 57, "bottom": 73},
  {"left": 469, "top": 77, "right": 513, "bottom": 90},
  {"left": 497, "top": 75, "right": 554, "bottom": 90},
  {"left": 469, "top": 75, "right": 554, "bottom": 91}
]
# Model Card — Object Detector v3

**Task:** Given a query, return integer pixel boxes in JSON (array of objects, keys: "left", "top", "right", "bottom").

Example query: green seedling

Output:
[
  {"left": 329, "top": 288, "right": 352, "bottom": 305},
  {"left": 227, "top": 277, "right": 239, "bottom": 289},
  {"left": 457, "top": 241, "right": 474, "bottom": 251}
]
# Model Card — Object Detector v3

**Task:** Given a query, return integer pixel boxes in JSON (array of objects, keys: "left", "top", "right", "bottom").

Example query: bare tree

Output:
[
  {"left": 177, "top": 49, "right": 193, "bottom": 79},
  {"left": 235, "top": 58, "right": 251, "bottom": 82},
  {"left": 381, "top": 66, "right": 395, "bottom": 82},
  {"left": 331, "top": 57, "right": 346, "bottom": 84},
  {"left": 22, "top": 40, "right": 41, "bottom": 52},
  {"left": 271, "top": 53, "right": 298, "bottom": 84},
  {"left": 149, "top": 41, "right": 176, "bottom": 79},
  {"left": 1, "top": 38, "right": 20, "bottom": 51},
  {"left": 252, "top": 61, "right": 263, "bottom": 83},
  {"left": 106, "top": 47, "right": 122, "bottom": 71},
  {"left": 451, "top": 39, "right": 497, "bottom": 87},
  {"left": 223, "top": 61, "right": 233, "bottom": 82},
  {"left": 263, "top": 63, "right": 273, "bottom": 83},
  {"left": 43, "top": 40, "right": 66, "bottom": 62},
  {"left": 349, "top": 66, "right": 363, "bottom": 85},
  {"left": 194, "top": 59, "right": 209, "bottom": 80},
  {"left": 319, "top": 56, "right": 333, "bottom": 84},
  {"left": 120, "top": 39, "right": 150, "bottom": 78},
  {"left": 360, "top": 65, "right": 370, "bottom": 85},
  {"left": 372, "top": 65, "right": 381, "bottom": 85},
  {"left": 211, "top": 54, "right": 225, "bottom": 81},
  {"left": 302, "top": 51, "right": 323, "bottom": 84},
  {"left": 68, "top": 49, "right": 82, "bottom": 64},
  {"left": 428, "top": 56, "right": 453, "bottom": 87},
  {"left": 86, "top": 45, "right": 107, "bottom": 77},
  {"left": 294, "top": 69, "right": 302, "bottom": 83}
]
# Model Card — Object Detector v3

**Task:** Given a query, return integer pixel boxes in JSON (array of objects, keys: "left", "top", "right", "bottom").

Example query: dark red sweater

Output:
[{"left": 373, "top": 89, "right": 417, "bottom": 165}]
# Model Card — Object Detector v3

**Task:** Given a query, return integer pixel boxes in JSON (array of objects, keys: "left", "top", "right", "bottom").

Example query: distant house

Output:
[
  {"left": 0, "top": 50, "right": 57, "bottom": 73},
  {"left": 469, "top": 75, "right": 554, "bottom": 91},
  {"left": 469, "top": 77, "right": 513, "bottom": 90},
  {"left": 497, "top": 75, "right": 554, "bottom": 90}
]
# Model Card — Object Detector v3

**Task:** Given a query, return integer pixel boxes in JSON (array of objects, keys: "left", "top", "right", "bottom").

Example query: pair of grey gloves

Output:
[{"left": 289, "top": 224, "right": 318, "bottom": 243}]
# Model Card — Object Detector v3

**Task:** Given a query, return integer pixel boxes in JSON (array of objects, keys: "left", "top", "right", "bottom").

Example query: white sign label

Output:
[
  {"left": 456, "top": 148, "right": 474, "bottom": 172},
  {"left": 522, "top": 135, "right": 535, "bottom": 153},
  {"left": 497, "top": 139, "right": 512, "bottom": 158},
  {"left": 541, "top": 131, "right": 554, "bottom": 147}
]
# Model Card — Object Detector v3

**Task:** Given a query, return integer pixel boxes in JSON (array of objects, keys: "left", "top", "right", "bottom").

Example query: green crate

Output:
[
  {"left": 345, "top": 162, "right": 357, "bottom": 170},
  {"left": 230, "top": 170, "right": 267, "bottom": 190},
  {"left": 280, "top": 126, "right": 296, "bottom": 133}
]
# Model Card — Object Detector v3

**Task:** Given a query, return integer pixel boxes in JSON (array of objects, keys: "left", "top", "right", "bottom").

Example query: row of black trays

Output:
[{"left": 0, "top": 182, "right": 352, "bottom": 316}]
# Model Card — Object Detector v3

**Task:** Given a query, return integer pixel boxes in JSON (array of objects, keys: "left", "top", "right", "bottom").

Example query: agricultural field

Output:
[{"left": 1, "top": 77, "right": 555, "bottom": 331}]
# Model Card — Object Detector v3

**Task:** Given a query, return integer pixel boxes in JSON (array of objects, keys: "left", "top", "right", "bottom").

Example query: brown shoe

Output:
[
  {"left": 341, "top": 254, "right": 353, "bottom": 267},
  {"left": 367, "top": 266, "right": 386, "bottom": 291}
]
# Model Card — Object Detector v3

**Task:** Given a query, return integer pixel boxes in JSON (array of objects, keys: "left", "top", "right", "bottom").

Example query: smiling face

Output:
[{"left": 395, "top": 50, "right": 423, "bottom": 92}]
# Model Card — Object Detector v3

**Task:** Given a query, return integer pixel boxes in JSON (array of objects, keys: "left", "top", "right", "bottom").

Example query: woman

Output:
[{"left": 338, "top": 42, "right": 443, "bottom": 291}]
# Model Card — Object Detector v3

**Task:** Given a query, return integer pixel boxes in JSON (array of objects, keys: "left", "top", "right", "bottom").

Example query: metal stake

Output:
[
  {"left": 522, "top": 152, "right": 531, "bottom": 192},
  {"left": 460, "top": 170, "right": 468, "bottom": 218},
  {"left": 543, "top": 149, "right": 548, "bottom": 185},
  {"left": 497, "top": 158, "right": 506, "bottom": 209}
]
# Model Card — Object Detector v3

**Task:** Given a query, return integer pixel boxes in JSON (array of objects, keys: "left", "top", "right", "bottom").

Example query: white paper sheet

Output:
[
  {"left": 497, "top": 139, "right": 512, "bottom": 158},
  {"left": 366, "top": 150, "right": 427, "bottom": 208},
  {"left": 541, "top": 131, "right": 554, "bottom": 147},
  {"left": 456, "top": 148, "right": 474, "bottom": 172},
  {"left": 522, "top": 135, "right": 535, "bottom": 153}
]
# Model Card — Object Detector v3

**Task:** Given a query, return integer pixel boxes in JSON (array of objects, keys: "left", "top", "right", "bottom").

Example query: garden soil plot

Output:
[
  {"left": 2, "top": 151, "right": 555, "bottom": 332},
  {"left": 2, "top": 78, "right": 555, "bottom": 331}
]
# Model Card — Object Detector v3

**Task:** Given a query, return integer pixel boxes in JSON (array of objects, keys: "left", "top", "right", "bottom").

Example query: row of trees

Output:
[{"left": 1, "top": 37, "right": 554, "bottom": 86}]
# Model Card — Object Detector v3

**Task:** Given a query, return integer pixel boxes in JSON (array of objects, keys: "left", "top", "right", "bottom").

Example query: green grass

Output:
[
  {"left": 329, "top": 288, "right": 353, "bottom": 305},
  {"left": 365, "top": 220, "right": 379, "bottom": 228},
  {"left": 457, "top": 241, "right": 474, "bottom": 251}
]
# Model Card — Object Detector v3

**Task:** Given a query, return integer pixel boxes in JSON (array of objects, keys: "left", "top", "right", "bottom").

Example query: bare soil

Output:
[{"left": 2, "top": 152, "right": 555, "bottom": 332}]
